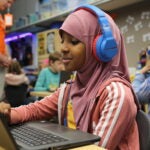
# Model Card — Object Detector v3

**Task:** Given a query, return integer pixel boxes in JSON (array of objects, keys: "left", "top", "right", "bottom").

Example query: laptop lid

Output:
[
  {"left": 0, "top": 115, "right": 100, "bottom": 150},
  {"left": 0, "top": 114, "right": 18, "bottom": 150},
  {"left": 59, "top": 71, "right": 73, "bottom": 85}
]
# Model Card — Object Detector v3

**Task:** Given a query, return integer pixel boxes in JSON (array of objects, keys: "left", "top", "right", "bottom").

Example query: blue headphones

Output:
[{"left": 74, "top": 4, "right": 118, "bottom": 62}]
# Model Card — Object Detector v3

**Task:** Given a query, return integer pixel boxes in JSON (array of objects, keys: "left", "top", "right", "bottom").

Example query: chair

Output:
[
  {"left": 136, "top": 110, "right": 150, "bottom": 150},
  {"left": 4, "top": 84, "right": 28, "bottom": 107}
]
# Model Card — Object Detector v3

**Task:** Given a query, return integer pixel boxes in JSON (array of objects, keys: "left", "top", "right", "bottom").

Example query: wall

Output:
[
  {"left": 11, "top": 0, "right": 38, "bottom": 20},
  {"left": 113, "top": 1, "right": 150, "bottom": 67},
  {"left": 10, "top": 0, "right": 150, "bottom": 68}
]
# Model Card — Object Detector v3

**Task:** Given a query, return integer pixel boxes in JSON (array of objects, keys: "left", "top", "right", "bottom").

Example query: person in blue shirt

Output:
[
  {"left": 34, "top": 51, "right": 64, "bottom": 92},
  {"left": 132, "top": 46, "right": 150, "bottom": 116}
]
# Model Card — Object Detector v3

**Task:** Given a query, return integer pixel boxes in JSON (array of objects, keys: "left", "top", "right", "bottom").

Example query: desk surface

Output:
[
  {"left": 69, "top": 144, "right": 106, "bottom": 150},
  {"left": 0, "top": 146, "right": 5, "bottom": 150},
  {"left": 30, "top": 91, "right": 52, "bottom": 97}
]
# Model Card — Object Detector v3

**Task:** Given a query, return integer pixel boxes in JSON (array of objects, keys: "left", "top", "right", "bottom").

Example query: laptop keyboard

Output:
[{"left": 10, "top": 124, "right": 68, "bottom": 147}]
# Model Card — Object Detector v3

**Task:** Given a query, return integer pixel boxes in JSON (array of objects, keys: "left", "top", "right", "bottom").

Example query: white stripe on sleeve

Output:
[{"left": 102, "top": 82, "right": 125, "bottom": 147}]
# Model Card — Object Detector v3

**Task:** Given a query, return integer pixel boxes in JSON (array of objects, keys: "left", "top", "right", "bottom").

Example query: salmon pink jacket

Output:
[{"left": 10, "top": 78, "right": 139, "bottom": 150}]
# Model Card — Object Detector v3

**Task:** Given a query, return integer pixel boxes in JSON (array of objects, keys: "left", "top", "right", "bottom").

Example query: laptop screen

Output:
[{"left": 59, "top": 71, "right": 73, "bottom": 85}]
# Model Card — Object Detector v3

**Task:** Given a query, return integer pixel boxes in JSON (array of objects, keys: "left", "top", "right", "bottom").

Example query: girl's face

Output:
[{"left": 60, "top": 31, "right": 86, "bottom": 71}]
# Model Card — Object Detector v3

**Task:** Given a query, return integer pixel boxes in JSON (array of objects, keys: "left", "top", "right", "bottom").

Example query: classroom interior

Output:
[
  {"left": 1, "top": 0, "right": 147, "bottom": 73},
  {"left": 0, "top": 0, "right": 150, "bottom": 149},
  {"left": 5, "top": 0, "right": 150, "bottom": 71},
  {"left": 4, "top": 0, "right": 150, "bottom": 105}
]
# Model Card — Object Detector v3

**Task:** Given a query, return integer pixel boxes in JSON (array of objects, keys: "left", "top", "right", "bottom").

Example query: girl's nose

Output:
[{"left": 60, "top": 43, "right": 69, "bottom": 52}]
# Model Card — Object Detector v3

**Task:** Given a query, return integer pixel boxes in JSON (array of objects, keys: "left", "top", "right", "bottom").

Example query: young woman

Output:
[{"left": 0, "top": 4, "right": 139, "bottom": 149}]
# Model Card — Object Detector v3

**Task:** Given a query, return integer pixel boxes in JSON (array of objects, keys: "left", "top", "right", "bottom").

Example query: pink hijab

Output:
[{"left": 60, "top": 8, "right": 130, "bottom": 131}]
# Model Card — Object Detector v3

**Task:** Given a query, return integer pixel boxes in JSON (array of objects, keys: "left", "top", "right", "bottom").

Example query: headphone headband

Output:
[{"left": 74, "top": 5, "right": 112, "bottom": 38}]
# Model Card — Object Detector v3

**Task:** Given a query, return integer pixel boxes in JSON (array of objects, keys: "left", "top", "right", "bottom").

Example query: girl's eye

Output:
[
  {"left": 60, "top": 38, "right": 80, "bottom": 45},
  {"left": 71, "top": 39, "right": 80, "bottom": 45}
]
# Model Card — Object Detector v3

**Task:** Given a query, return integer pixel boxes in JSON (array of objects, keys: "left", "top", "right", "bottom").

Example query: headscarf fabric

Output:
[{"left": 60, "top": 7, "right": 130, "bottom": 131}]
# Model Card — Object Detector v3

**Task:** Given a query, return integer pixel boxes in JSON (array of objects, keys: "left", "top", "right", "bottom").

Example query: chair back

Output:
[
  {"left": 136, "top": 110, "right": 150, "bottom": 150},
  {"left": 4, "top": 84, "right": 28, "bottom": 107}
]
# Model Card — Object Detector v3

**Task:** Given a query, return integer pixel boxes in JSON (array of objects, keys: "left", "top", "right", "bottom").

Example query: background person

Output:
[
  {"left": 0, "top": 0, "right": 16, "bottom": 101},
  {"left": 5, "top": 59, "right": 29, "bottom": 86},
  {"left": 0, "top": 5, "right": 139, "bottom": 150},
  {"left": 4, "top": 59, "right": 29, "bottom": 107},
  {"left": 34, "top": 51, "right": 64, "bottom": 92},
  {"left": 132, "top": 45, "right": 150, "bottom": 116}
]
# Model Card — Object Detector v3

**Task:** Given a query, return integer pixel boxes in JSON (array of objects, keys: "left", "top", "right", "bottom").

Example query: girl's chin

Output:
[{"left": 64, "top": 66, "right": 74, "bottom": 72}]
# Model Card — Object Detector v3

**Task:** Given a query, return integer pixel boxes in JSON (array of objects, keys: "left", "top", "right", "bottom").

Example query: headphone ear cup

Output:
[
  {"left": 99, "top": 37, "right": 118, "bottom": 62},
  {"left": 93, "top": 34, "right": 110, "bottom": 62},
  {"left": 94, "top": 36, "right": 118, "bottom": 62},
  {"left": 92, "top": 35, "right": 102, "bottom": 62}
]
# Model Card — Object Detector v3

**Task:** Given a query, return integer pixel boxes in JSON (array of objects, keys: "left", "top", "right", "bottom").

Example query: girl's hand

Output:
[{"left": 0, "top": 101, "right": 11, "bottom": 115}]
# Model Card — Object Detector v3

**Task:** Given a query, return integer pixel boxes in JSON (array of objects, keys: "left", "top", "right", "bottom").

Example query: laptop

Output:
[
  {"left": 59, "top": 71, "right": 73, "bottom": 85},
  {"left": 0, "top": 114, "right": 100, "bottom": 150}
]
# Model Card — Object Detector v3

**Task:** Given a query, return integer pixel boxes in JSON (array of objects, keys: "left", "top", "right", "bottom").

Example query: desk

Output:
[
  {"left": 30, "top": 91, "right": 52, "bottom": 97},
  {"left": 0, "top": 146, "right": 5, "bottom": 150},
  {"left": 69, "top": 144, "right": 106, "bottom": 150}
]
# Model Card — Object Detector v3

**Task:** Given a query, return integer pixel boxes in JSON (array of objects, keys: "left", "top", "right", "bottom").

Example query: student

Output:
[
  {"left": 5, "top": 59, "right": 29, "bottom": 86},
  {"left": 34, "top": 51, "right": 64, "bottom": 92},
  {"left": 0, "top": 0, "right": 16, "bottom": 101},
  {"left": 0, "top": 5, "right": 139, "bottom": 149},
  {"left": 4, "top": 59, "right": 29, "bottom": 107},
  {"left": 132, "top": 45, "right": 150, "bottom": 116}
]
